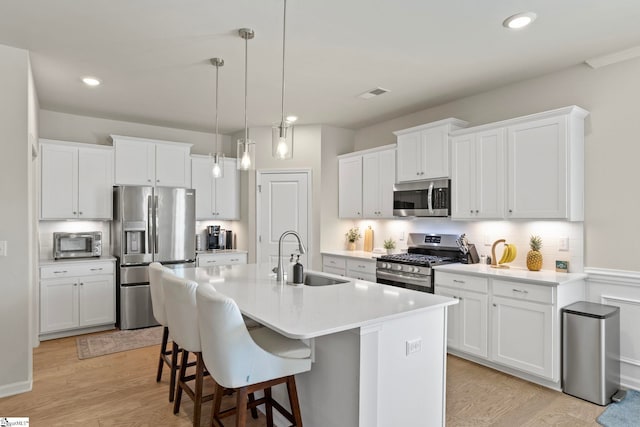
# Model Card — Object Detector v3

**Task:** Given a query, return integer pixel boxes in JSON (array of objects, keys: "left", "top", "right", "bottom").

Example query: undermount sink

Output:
[{"left": 303, "top": 272, "right": 349, "bottom": 286}]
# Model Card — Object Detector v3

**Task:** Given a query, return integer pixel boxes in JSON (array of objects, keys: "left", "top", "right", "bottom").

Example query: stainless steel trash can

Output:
[{"left": 562, "top": 301, "right": 620, "bottom": 405}]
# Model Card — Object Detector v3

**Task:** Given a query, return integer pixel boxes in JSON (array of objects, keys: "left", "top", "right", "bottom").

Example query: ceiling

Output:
[{"left": 2, "top": 0, "right": 640, "bottom": 134}]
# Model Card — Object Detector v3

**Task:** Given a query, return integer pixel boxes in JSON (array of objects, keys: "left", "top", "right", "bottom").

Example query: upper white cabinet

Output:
[
  {"left": 506, "top": 108, "right": 587, "bottom": 221},
  {"left": 338, "top": 145, "right": 396, "bottom": 219},
  {"left": 191, "top": 156, "right": 239, "bottom": 220},
  {"left": 362, "top": 149, "right": 395, "bottom": 218},
  {"left": 394, "top": 118, "right": 468, "bottom": 182},
  {"left": 451, "top": 128, "right": 505, "bottom": 219},
  {"left": 40, "top": 140, "right": 114, "bottom": 220},
  {"left": 112, "top": 135, "right": 192, "bottom": 187},
  {"left": 338, "top": 156, "right": 363, "bottom": 218},
  {"left": 450, "top": 106, "right": 588, "bottom": 221}
]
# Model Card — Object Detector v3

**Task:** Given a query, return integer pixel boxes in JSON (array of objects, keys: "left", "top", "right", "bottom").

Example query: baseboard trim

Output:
[
  {"left": 0, "top": 379, "right": 32, "bottom": 398},
  {"left": 39, "top": 324, "right": 115, "bottom": 341}
]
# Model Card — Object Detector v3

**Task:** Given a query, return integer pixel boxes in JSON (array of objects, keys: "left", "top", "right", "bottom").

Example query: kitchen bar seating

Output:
[
  {"left": 149, "top": 262, "right": 180, "bottom": 402},
  {"left": 196, "top": 283, "right": 312, "bottom": 427},
  {"left": 162, "top": 273, "right": 213, "bottom": 427}
]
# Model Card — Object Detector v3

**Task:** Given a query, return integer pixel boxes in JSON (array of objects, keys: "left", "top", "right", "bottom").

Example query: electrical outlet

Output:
[
  {"left": 559, "top": 237, "right": 569, "bottom": 251},
  {"left": 399, "top": 231, "right": 405, "bottom": 241},
  {"left": 0, "top": 241, "right": 7, "bottom": 257},
  {"left": 406, "top": 338, "right": 422, "bottom": 355}
]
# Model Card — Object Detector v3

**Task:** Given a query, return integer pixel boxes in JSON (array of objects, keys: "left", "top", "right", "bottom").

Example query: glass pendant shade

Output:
[
  {"left": 237, "top": 137, "right": 255, "bottom": 170},
  {"left": 272, "top": 121, "right": 293, "bottom": 159},
  {"left": 211, "top": 153, "right": 224, "bottom": 178}
]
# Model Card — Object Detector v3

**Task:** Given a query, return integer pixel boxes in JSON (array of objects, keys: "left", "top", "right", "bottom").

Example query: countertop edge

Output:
[
  {"left": 321, "top": 250, "right": 383, "bottom": 261},
  {"left": 433, "top": 264, "right": 587, "bottom": 286},
  {"left": 39, "top": 256, "right": 117, "bottom": 265}
]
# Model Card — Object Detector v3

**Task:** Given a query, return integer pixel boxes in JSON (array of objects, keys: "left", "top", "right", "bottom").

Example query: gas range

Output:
[{"left": 376, "top": 233, "right": 468, "bottom": 293}]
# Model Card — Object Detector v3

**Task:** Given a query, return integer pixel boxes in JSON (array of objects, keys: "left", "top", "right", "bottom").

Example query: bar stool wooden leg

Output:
[
  {"left": 174, "top": 349, "right": 189, "bottom": 414},
  {"left": 157, "top": 326, "right": 169, "bottom": 382},
  {"left": 235, "top": 387, "right": 248, "bottom": 427},
  {"left": 169, "top": 341, "right": 180, "bottom": 402},
  {"left": 248, "top": 392, "right": 259, "bottom": 419},
  {"left": 211, "top": 383, "right": 225, "bottom": 427},
  {"left": 193, "top": 353, "right": 205, "bottom": 427},
  {"left": 264, "top": 387, "right": 274, "bottom": 427},
  {"left": 286, "top": 376, "right": 303, "bottom": 427}
]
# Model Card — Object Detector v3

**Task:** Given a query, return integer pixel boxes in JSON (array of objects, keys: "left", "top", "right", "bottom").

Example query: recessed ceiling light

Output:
[
  {"left": 82, "top": 77, "right": 101, "bottom": 87},
  {"left": 503, "top": 12, "right": 537, "bottom": 29}
]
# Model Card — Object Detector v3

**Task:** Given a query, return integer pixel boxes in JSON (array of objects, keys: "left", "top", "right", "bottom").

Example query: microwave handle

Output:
[{"left": 428, "top": 182, "right": 434, "bottom": 214}]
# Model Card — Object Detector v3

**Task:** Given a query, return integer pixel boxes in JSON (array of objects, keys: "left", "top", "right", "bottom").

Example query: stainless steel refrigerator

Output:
[{"left": 112, "top": 186, "right": 196, "bottom": 329}]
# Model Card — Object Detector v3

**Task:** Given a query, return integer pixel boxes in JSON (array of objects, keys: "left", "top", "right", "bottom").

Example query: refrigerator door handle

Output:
[
  {"left": 154, "top": 195, "right": 159, "bottom": 255},
  {"left": 147, "top": 194, "right": 154, "bottom": 255}
]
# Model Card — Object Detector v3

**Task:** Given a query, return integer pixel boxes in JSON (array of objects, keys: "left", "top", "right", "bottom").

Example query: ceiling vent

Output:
[{"left": 358, "top": 87, "right": 390, "bottom": 99}]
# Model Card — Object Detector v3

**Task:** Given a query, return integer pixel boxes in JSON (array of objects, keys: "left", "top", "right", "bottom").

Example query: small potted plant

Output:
[
  {"left": 345, "top": 227, "right": 361, "bottom": 251},
  {"left": 383, "top": 238, "right": 396, "bottom": 255}
]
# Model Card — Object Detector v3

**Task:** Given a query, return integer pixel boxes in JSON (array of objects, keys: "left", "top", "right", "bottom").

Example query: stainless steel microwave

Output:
[
  {"left": 53, "top": 231, "right": 102, "bottom": 259},
  {"left": 393, "top": 179, "right": 451, "bottom": 217}
]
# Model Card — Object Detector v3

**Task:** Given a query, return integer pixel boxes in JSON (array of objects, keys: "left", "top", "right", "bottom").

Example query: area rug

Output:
[
  {"left": 597, "top": 389, "right": 640, "bottom": 426},
  {"left": 76, "top": 326, "right": 163, "bottom": 359}
]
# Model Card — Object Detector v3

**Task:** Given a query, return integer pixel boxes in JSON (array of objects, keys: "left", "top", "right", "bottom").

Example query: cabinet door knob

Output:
[
  {"left": 416, "top": 172, "right": 420, "bottom": 176},
  {"left": 156, "top": 179, "right": 160, "bottom": 183},
  {"left": 493, "top": 303, "right": 497, "bottom": 307},
  {"left": 508, "top": 209, "right": 513, "bottom": 213},
  {"left": 475, "top": 210, "right": 479, "bottom": 213},
  {"left": 73, "top": 283, "right": 78, "bottom": 286},
  {"left": 147, "top": 179, "right": 152, "bottom": 182},
  {"left": 72, "top": 211, "right": 77, "bottom": 214},
  {"left": 79, "top": 211, "right": 83, "bottom": 215},
  {"left": 470, "top": 210, "right": 473, "bottom": 214},
  {"left": 80, "top": 282, "right": 84, "bottom": 286}
]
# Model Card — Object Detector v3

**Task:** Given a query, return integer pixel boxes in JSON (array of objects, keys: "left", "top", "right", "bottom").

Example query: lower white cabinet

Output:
[
  {"left": 40, "top": 260, "right": 115, "bottom": 337},
  {"left": 434, "top": 269, "right": 585, "bottom": 388},
  {"left": 435, "top": 273, "right": 488, "bottom": 358},
  {"left": 322, "top": 254, "right": 376, "bottom": 282},
  {"left": 491, "top": 294, "right": 553, "bottom": 380},
  {"left": 196, "top": 252, "right": 247, "bottom": 267}
]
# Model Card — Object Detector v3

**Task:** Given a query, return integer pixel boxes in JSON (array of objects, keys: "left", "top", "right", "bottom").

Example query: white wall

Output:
[
  {"left": 0, "top": 44, "right": 33, "bottom": 397},
  {"left": 353, "top": 59, "right": 640, "bottom": 273},
  {"left": 39, "top": 109, "right": 231, "bottom": 155}
]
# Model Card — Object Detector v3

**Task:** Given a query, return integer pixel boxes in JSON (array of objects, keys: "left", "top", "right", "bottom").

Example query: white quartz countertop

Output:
[
  {"left": 321, "top": 250, "right": 385, "bottom": 260},
  {"left": 39, "top": 256, "right": 116, "bottom": 265},
  {"left": 176, "top": 264, "right": 457, "bottom": 340},
  {"left": 433, "top": 263, "right": 587, "bottom": 286}
]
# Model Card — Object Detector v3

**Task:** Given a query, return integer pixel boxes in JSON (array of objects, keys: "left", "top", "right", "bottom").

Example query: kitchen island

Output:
[{"left": 176, "top": 264, "right": 457, "bottom": 427}]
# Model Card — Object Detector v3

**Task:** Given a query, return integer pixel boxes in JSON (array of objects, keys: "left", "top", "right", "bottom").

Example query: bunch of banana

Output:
[{"left": 498, "top": 243, "right": 517, "bottom": 264}]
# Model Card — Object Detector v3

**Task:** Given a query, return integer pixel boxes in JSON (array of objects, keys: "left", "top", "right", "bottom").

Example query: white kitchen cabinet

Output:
[
  {"left": 506, "top": 107, "right": 588, "bottom": 221},
  {"left": 196, "top": 252, "right": 247, "bottom": 267},
  {"left": 40, "top": 140, "right": 114, "bottom": 220},
  {"left": 435, "top": 272, "right": 488, "bottom": 358},
  {"left": 191, "top": 156, "right": 239, "bottom": 220},
  {"left": 451, "top": 128, "right": 505, "bottom": 219},
  {"left": 322, "top": 254, "right": 376, "bottom": 281},
  {"left": 112, "top": 135, "right": 192, "bottom": 187},
  {"left": 338, "top": 145, "right": 396, "bottom": 219},
  {"left": 394, "top": 118, "right": 468, "bottom": 182},
  {"left": 362, "top": 149, "right": 395, "bottom": 218},
  {"left": 40, "top": 260, "right": 115, "bottom": 338},
  {"left": 338, "top": 156, "right": 363, "bottom": 218},
  {"left": 322, "top": 255, "right": 346, "bottom": 276}
]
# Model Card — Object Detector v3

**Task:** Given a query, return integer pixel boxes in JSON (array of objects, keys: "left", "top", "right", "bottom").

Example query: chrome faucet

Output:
[{"left": 275, "top": 230, "right": 306, "bottom": 282}]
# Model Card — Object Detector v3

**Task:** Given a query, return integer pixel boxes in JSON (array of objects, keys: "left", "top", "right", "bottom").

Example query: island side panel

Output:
[{"left": 376, "top": 307, "right": 447, "bottom": 427}]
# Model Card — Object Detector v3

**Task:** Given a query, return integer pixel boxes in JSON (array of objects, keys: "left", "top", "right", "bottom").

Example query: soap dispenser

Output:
[
  {"left": 286, "top": 254, "right": 295, "bottom": 283},
  {"left": 293, "top": 255, "right": 304, "bottom": 284}
]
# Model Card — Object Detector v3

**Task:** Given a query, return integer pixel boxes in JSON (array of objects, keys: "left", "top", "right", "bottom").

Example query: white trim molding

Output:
[
  {"left": 586, "top": 267, "right": 640, "bottom": 390},
  {"left": 0, "top": 379, "right": 32, "bottom": 399}
]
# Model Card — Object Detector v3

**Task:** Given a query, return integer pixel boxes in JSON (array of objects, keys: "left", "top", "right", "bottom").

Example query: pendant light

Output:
[
  {"left": 237, "top": 28, "right": 255, "bottom": 170},
  {"left": 210, "top": 57, "right": 224, "bottom": 178},
  {"left": 272, "top": 0, "right": 294, "bottom": 159}
]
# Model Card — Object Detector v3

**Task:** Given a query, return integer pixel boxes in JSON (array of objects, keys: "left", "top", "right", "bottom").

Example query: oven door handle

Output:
[{"left": 376, "top": 270, "right": 432, "bottom": 288}]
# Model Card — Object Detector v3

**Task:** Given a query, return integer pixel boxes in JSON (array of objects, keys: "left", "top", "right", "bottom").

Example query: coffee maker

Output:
[{"left": 207, "top": 225, "right": 221, "bottom": 250}]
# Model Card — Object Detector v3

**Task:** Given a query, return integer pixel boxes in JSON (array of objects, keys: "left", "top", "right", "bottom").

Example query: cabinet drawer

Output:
[
  {"left": 346, "top": 259, "right": 376, "bottom": 275},
  {"left": 41, "top": 261, "right": 114, "bottom": 279},
  {"left": 348, "top": 272, "right": 377, "bottom": 283},
  {"left": 435, "top": 272, "right": 488, "bottom": 293},
  {"left": 197, "top": 253, "right": 247, "bottom": 266},
  {"left": 492, "top": 280, "right": 554, "bottom": 304},
  {"left": 323, "top": 255, "right": 346, "bottom": 270},
  {"left": 323, "top": 266, "right": 346, "bottom": 277}
]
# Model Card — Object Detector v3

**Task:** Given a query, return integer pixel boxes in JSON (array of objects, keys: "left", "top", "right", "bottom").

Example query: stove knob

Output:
[
  {"left": 412, "top": 266, "right": 420, "bottom": 273},
  {"left": 393, "top": 264, "right": 402, "bottom": 271},
  {"left": 380, "top": 262, "right": 387, "bottom": 269}
]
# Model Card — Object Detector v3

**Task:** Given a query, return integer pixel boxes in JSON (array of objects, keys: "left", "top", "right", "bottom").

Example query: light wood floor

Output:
[{"left": 0, "top": 335, "right": 605, "bottom": 426}]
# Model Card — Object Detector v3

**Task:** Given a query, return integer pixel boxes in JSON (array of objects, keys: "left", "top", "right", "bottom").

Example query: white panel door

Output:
[
  {"left": 396, "top": 132, "right": 421, "bottom": 182},
  {"left": 378, "top": 149, "right": 396, "bottom": 218},
  {"left": 215, "top": 158, "right": 240, "bottom": 220},
  {"left": 475, "top": 129, "right": 505, "bottom": 219},
  {"left": 435, "top": 287, "right": 460, "bottom": 350},
  {"left": 78, "top": 147, "right": 113, "bottom": 219},
  {"left": 40, "top": 278, "right": 79, "bottom": 333},
  {"left": 362, "top": 153, "right": 380, "bottom": 217},
  {"left": 422, "top": 126, "right": 448, "bottom": 179},
  {"left": 155, "top": 144, "right": 190, "bottom": 187},
  {"left": 258, "top": 171, "right": 310, "bottom": 268},
  {"left": 191, "top": 157, "right": 215, "bottom": 219},
  {"left": 451, "top": 134, "right": 475, "bottom": 219},
  {"left": 41, "top": 143, "right": 78, "bottom": 219},
  {"left": 459, "top": 290, "right": 488, "bottom": 358},
  {"left": 114, "top": 139, "right": 155, "bottom": 185}
]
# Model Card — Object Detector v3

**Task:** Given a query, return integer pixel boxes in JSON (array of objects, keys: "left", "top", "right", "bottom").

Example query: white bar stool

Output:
[
  {"left": 196, "top": 283, "right": 312, "bottom": 427},
  {"left": 163, "top": 273, "right": 214, "bottom": 427}
]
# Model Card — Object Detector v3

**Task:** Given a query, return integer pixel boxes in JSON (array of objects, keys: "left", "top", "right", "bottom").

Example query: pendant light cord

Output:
[
  {"left": 280, "top": 0, "right": 287, "bottom": 125},
  {"left": 215, "top": 61, "right": 220, "bottom": 154},
  {"left": 244, "top": 34, "right": 249, "bottom": 143}
]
